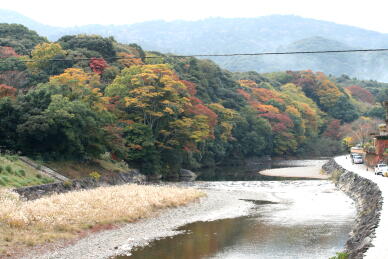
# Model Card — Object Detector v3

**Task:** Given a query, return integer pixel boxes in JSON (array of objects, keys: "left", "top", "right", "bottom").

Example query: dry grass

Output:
[{"left": 0, "top": 184, "right": 205, "bottom": 255}]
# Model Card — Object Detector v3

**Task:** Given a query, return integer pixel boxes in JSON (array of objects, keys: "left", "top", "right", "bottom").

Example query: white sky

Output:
[{"left": 2, "top": 0, "right": 388, "bottom": 33}]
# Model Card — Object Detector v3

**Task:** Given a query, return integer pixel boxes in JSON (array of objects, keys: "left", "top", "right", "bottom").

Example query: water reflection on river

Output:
[{"left": 116, "top": 179, "right": 355, "bottom": 259}]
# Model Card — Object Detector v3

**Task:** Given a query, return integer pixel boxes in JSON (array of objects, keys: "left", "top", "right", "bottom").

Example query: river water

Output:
[{"left": 116, "top": 161, "right": 356, "bottom": 259}]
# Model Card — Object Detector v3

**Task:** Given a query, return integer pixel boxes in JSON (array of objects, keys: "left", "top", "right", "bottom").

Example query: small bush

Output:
[
  {"left": 41, "top": 178, "right": 51, "bottom": 184},
  {"left": 63, "top": 180, "right": 73, "bottom": 188},
  {"left": 0, "top": 166, "right": 3, "bottom": 173},
  {"left": 5, "top": 165, "right": 13, "bottom": 174},
  {"left": 35, "top": 173, "right": 42, "bottom": 179},
  {"left": 17, "top": 169, "right": 26, "bottom": 177},
  {"left": 329, "top": 252, "right": 349, "bottom": 259},
  {"left": 330, "top": 169, "right": 343, "bottom": 182},
  {"left": 89, "top": 171, "right": 101, "bottom": 181}
]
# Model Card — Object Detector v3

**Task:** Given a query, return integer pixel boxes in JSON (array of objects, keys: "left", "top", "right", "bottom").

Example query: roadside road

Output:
[{"left": 335, "top": 155, "right": 388, "bottom": 259}]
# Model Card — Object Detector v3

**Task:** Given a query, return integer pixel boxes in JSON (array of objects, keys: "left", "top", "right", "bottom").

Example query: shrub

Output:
[
  {"left": 63, "top": 180, "right": 73, "bottom": 188},
  {"left": 329, "top": 252, "right": 349, "bottom": 259},
  {"left": 17, "top": 169, "right": 26, "bottom": 177},
  {"left": 89, "top": 171, "right": 101, "bottom": 181},
  {"left": 5, "top": 165, "right": 12, "bottom": 174},
  {"left": 330, "top": 169, "right": 343, "bottom": 182},
  {"left": 0, "top": 166, "right": 3, "bottom": 173},
  {"left": 41, "top": 178, "right": 52, "bottom": 184},
  {"left": 35, "top": 173, "right": 42, "bottom": 179}
]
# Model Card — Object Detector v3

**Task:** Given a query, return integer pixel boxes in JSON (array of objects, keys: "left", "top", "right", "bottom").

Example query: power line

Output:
[{"left": 2, "top": 48, "right": 388, "bottom": 63}]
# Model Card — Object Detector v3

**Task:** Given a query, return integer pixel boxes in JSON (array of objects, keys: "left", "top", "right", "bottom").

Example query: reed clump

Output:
[{"left": 0, "top": 184, "right": 205, "bottom": 254}]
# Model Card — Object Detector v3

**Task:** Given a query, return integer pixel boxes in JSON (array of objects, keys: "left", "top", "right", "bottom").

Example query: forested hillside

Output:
[
  {"left": 0, "top": 24, "right": 385, "bottom": 177},
  {"left": 2, "top": 10, "right": 388, "bottom": 81}
]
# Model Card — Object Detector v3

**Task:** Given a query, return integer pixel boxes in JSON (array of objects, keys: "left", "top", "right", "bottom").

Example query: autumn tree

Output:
[
  {"left": 106, "top": 64, "right": 215, "bottom": 175},
  {"left": 323, "top": 119, "right": 342, "bottom": 140},
  {"left": 340, "top": 116, "right": 381, "bottom": 146},
  {"left": 345, "top": 85, "right": 375, "bottom": 104},
  {"left": 89, "top": 58, "right": 108, "bottom": 74},
  {"left": 27, "top": 43, "right": 67, "bottom": 72},
  {"left": 0, "top": 84, "right": 17, "bottom": 98},
  {"left": 117, "top": 52, "right": 143, "bottom": 68},
  {"left": 0, "top": 47, "right": 29, "bottom": 88},
  {"left": 0, "top": 46, "right": 19, "bottom": 58},
  {"left": 288, "top": 70, "right": 358, "bottom": 122},
  {"left": 47, "top": 68, "right": 106, "bottom": 109}
]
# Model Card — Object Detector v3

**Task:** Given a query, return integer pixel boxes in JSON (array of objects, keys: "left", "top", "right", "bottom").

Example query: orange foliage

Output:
[
  {"left": 237, "top": 89, "right": 252, "bottom": 101},
  {"left": 254, "top": 104, "right": 280, "bottom": 114},
  {"left": 187, "top": 96, "right": 218, "bottom": 128},
  {"left": 251, "top": 88, "right": 285, "bottom": 104},
  {"left": 117, "top": 52, "right": 143, "bottom": 67},
  {"left": 289, "top": 70, "right": 343, "bottom": 108},
  {"left": 238, "top": 80, "right": 258, "bottom": 88},
  {"left": 261, "top": 112, "right": 294, "bottom": 132},
  {"left": 0, "top": 84, "right": 17, "bottom": 98}
]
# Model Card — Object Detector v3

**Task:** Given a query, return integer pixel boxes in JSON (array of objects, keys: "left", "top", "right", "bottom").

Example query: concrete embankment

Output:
[{"left": 322, "top": 158, "right": 383, "bottom": 259}]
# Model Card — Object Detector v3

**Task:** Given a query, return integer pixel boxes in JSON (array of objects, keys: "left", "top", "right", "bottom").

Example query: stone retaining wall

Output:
[
  {"left": 14, "top": 170, "right": 146, "bottom": 200},
  {"left": 322, "top": 159, "right": 383, "bottom": 259}
]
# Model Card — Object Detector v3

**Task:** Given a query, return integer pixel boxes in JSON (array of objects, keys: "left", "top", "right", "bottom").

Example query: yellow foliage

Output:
[
  {"left": 49, "top": 68, "right": 106, "bottom": 110},
  {"left": 106, "top": 64, "right": 191, "bottom": 127},
  {"left": 209, "top": 103, "right": 237, "bottom": 121},
  {"left": 117, "top": 52, "right": 143, "bottom": 67},
  {"left": 238, "top": 79, "right": 258, "bottom": 88},
  {"left": 50, "top": 68, "right": 100, "bottom": 88},
  {"left": 27, "top": 43, "right": 67, "bottom": 72},
  {"left": 286, "top": 106, "right": 301, "bottom": 118}
]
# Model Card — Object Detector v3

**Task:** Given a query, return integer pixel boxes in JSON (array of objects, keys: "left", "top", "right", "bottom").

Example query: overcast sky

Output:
[{"left": 2, "top": 0, "right": 388, "bottom": 33}]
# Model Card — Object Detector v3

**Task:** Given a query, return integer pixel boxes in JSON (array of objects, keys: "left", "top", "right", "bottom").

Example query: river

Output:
[{"left": 115, "top": 160, "right": 356, "bottom": 259}]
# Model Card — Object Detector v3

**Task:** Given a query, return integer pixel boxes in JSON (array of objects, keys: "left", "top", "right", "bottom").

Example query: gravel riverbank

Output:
[
  {"left": 259, "top": 160, "right": 328, "bottom": 179},
  {"left": 22, "top": 187, "right": 258, "bottom": 259}
]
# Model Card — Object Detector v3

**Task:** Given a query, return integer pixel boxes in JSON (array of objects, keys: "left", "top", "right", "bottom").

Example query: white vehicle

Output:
[
  {"left": 352, "top": 155, "right": 363, "bottom": 164},
  {"left": 375, "top": 163, "right": 388, "bottom": 176}
]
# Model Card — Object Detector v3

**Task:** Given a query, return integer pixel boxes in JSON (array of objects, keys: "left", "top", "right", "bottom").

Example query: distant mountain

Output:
[
  {"left": 0, "top": 9, "right": 57, "bottom": 38},
  {"left": 220, "top": 37, "right": 361, "bottom": 76},
  {"left": 1, "top": 9, "right": 388, "bottom": 81}
]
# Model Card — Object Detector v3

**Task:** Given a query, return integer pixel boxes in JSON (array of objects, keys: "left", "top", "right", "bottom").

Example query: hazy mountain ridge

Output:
[{"left": 1, "top": 9, "right": 388, "bottom": 81}]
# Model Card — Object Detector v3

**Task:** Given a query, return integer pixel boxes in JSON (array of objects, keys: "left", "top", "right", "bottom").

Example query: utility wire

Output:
[{"left": 2, "top": 48, "right": 388, "bottom": 63}]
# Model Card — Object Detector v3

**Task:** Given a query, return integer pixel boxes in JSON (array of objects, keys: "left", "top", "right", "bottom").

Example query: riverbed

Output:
[
  {"left": 25, "top": 161, "right": 356, "bottom": 259},
  {"left": 115, "top": 180, "right": 356, "bottom": 259}
]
